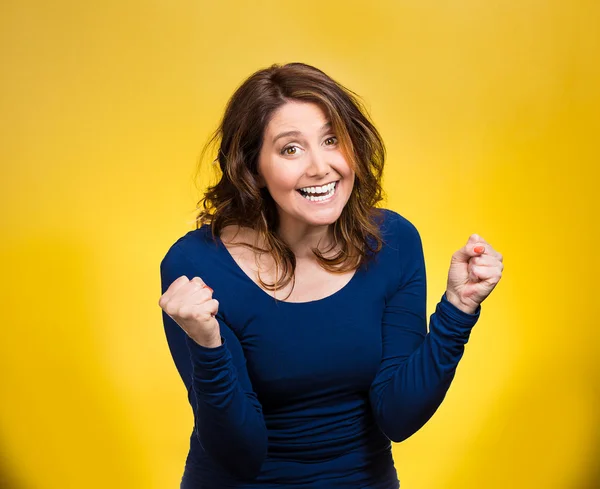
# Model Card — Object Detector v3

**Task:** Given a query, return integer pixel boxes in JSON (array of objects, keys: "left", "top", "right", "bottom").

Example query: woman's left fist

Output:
[{"left": 445, "top": 234, "right": 503, "bottom": 314}]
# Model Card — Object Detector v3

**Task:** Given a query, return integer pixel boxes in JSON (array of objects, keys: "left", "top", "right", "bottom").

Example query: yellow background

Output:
[{"left": 1, "top": 0, "right": 598, "bottom": 487}]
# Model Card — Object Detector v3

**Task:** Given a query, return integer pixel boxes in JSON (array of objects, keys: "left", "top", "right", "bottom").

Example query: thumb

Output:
[{"left": 453, "top": 233, "right": 486, "bottom": 262}]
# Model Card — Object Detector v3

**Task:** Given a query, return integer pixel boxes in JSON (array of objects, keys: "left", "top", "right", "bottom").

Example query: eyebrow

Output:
[{"left": 272, "top": 121, "right": 332, "bottom": 144}]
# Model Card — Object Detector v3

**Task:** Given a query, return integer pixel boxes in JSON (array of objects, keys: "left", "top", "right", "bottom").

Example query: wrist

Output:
[
  {"left": 444, "top": 290, "right": 479, "bottom": 315},
  {"left": 189, "top": 332, "right": 222, "bottom": 349}
]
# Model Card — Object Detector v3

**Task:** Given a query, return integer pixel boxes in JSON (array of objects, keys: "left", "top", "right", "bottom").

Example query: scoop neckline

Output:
[{"left": 209, "top": 226, "right": 360, "bottom": 305}]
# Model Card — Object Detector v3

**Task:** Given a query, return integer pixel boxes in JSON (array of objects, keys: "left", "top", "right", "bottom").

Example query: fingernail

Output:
[
  {"left": 474, "top": 245, "right": 485, "bottom": 254},
  {"left": 203, "top": 285, "right": 213, "bottom": 293}
]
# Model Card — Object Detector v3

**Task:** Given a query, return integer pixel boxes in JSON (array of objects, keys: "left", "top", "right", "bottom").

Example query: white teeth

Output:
[
  {"left": 298, "top": 181, "right": 337, "bottom": 202},
  {"left": 299, "top": 182, "right": 336, "bottom": 194}
]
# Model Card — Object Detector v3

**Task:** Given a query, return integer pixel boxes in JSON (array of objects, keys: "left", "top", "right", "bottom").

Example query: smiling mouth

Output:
[{"left": 296, "top": 181, "right": 338, "bottom": 202}]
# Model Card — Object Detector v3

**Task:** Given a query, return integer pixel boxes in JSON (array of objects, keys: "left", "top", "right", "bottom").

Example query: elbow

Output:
[
  {"left": 237, "top": 460, "right": 266, "bottom": 481},
  {"left": 200, "top": 427, "right": 268, "bottom": 481},
  {"left": 373, "top": 409, "right": 413, "bottom": 443},
  {"left": 380, "top": 424, "right": 415, "bottom": 444},
  {"left": 375, "top": 405, "right": 439, "bottom": 444},
  {"left": 233, "top": 414, "right": 269, "bottom": 480},
  {"left": 230, "top": 433, "right": 268, "bottom": 481}
]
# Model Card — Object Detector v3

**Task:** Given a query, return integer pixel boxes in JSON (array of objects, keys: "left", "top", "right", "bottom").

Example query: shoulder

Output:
[
  {"left": 366, "top": 208, "right": 425, "bottom": 295},
  {"left": 160, "top": 224, "right": 220, "bottom": 276},
  {"left": 374, "top": 209, "right": 425, "bottom": 292},
  {"left": 375, "top": 208, "right": 422, "bottom": 248}
]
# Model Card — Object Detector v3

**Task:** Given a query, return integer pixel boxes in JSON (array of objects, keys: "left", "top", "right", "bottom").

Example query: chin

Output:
[
  {"left": 298, "top": 208, "right": 345, "bottom": 227},
  {"left": 305, "top": 218, "right": 338, "bottom": 228}
]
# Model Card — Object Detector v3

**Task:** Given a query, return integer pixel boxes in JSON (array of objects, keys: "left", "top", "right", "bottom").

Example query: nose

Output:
[{"left": 306, "top": 149, "right": 330, "bottom": 179}]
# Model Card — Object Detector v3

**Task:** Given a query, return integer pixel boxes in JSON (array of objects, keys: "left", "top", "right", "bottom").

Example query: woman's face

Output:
[{"left": 257, "top": 101, "right": 355, "bottom": 230}]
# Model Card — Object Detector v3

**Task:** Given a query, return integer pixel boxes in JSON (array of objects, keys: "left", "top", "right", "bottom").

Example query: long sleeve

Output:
[
  {"left": 160, "top": 243, "right": 268, "bottom": 480},
  {"left": 369, "top": 216, "right": 481, "bottom": 443}
]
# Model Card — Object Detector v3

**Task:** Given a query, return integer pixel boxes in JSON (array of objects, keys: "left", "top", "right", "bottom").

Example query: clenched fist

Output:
[
  {"left": 158, "top": 275, "right": 222, "bottom": 348},
  {"left": 445, "top": 234, "right": 504, "bottom": 314}
]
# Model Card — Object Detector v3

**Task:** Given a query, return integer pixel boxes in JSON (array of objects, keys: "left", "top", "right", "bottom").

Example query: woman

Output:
[{"left": 158, "top": 62, "right": 503, "bottom": 488}]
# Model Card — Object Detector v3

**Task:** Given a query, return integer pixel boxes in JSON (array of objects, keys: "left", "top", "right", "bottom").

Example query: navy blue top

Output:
[{"left": 159, "top": 208, "right": 480, "bottom": 488}]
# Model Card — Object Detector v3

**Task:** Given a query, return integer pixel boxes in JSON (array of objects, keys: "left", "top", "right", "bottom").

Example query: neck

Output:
[{"left": 276, "top": 217, "right": 335, "bottom": 260}]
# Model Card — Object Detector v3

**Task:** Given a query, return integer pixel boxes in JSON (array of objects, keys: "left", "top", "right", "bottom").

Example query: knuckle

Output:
[
  {"left": 165, "top": 303, "right": 178, "bottom": 317},
  {"left": 178, "top": 304, "right": 193, "bottom": 318}
]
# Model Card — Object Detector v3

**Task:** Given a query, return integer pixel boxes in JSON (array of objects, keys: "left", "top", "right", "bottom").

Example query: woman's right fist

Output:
[{"left": 159, "top": 275, "right": 221, "bottom": 348}]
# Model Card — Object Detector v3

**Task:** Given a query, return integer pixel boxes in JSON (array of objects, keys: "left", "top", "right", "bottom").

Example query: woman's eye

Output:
[
  {"left": 325, "top": 136, "right": 338, "bottom": 145},
  {"left": 281, "top": 145, "right": 298, "bottom": 156}
]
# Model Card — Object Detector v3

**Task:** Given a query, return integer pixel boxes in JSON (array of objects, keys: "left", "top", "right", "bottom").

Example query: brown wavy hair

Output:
[{"left": 194, "top": 62, "right": 387, "bottom": 300}]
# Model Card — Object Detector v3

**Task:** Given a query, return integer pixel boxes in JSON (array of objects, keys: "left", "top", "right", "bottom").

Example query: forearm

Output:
[
  {"left": 186, "top": 336, "right": 268, "bottom": 480},
  {"left": 370, "top": 293, "right": 480, "bottom": 442}
]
